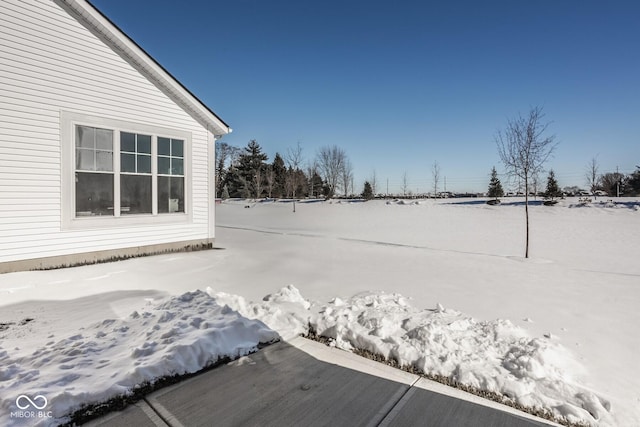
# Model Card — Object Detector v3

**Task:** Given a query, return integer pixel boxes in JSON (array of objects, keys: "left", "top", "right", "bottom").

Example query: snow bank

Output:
[
  {"left": 0, "top": 291, "right": 278, "bottom": 426},
  {"left": 0, "top": 281, "right": 618, "bottom": 427},
  {"left": 207, "top": 284, "right": 311, "bottom": 340},
  {"left": 311, "top": 291, "right": 613, "bottom": 425},
  {"left": 216, "top": 285, "right": 613, "bottom": 427}
]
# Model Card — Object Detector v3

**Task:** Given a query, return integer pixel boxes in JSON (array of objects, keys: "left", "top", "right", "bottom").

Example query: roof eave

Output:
[{"left": 59, "top": 0, "right": 231, "bottom": 136}]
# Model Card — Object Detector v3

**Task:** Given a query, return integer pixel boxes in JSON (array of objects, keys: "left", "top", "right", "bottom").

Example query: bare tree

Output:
[
  {"left": 370, "top": 169, "right": 378, "bottom": 196},
  {"left": 214, "top": 141, "right": 240, "bottom": 196},
  {"left": 601, "top": 171, "right": 624, "bottom": 197},
  {"left": 285, "top": 142, "right": 304, "bottom": 212},
  {"left": 306, "top": 161, "right": 318, "bottom": 198},
  {"left": 265, "top": 165, "right": 275, "bottom": 198},
  {"left": 586, "top": 156, "right": 600, "bottom": 199},
  {"left": 432, "top": 161, "right": 440, "bottom": 197},
  {"left": 531, "top": 172, "right": 541, "bottom": 200},
  {"left": 254, "top": 166, "right": 263, "bottom": 199},
  {"left": 316, "top": 145, "right": 347, "bottom": 198},
  {"left": 341, "top": 159, "right": 354, "bottom": 197},
  {"left": 401, "top": 171, "right": 409, "bottom": 197},
  {"left": 496, "top": 106, "right": 557, "bottom": 258}
]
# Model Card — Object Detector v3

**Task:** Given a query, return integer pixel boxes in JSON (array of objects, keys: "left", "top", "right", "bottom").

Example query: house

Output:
[{"left": 0, "top": 0, "right": 231, "bottom": 273}]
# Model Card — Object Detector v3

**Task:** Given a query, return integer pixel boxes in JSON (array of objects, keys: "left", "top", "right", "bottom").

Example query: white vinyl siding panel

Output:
[{"left": 0, "top": 0, "right": 214, "bottom": 264}]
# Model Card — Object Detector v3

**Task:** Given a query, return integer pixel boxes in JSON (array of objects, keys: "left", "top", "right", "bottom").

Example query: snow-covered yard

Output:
[{"left": 1, "top": 198, "right": 638, "bottom": 426}]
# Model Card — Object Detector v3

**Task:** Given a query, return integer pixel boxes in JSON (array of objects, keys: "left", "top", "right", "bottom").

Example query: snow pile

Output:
[
  {"left": 312, "top": 291, "right": 612, "bottom": 426},
  {"left": 0, "top": 290, "right": 278, "bottom": 426},
  {"left": 207, "top": 284, "right": 311, "bottom": 340},
  {"left": 386, "top": 199, "right": 422, "bottom": 205},
  {"left": 567, "top": 199, "right": 640, "bottom": 210},
  {"left": 203, "top": 284, "right": 613, "bottom": 426}
]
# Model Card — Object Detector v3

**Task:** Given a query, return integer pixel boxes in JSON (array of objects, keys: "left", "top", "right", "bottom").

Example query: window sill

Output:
[{"left": 64, "top": 213, "right": 190, "bottom": 231}]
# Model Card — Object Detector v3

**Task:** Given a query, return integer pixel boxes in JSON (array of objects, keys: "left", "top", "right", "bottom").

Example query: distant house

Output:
[{"left": 0, "top": 0, "right": 231, "bottom": 273}]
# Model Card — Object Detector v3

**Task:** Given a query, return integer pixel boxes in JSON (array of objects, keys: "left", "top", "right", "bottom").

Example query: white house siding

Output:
[{"left": 0, "top": 0, "right": 216, "bottom": 268}]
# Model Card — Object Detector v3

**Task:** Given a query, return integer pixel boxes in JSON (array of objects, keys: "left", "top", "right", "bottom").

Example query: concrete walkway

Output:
[{"left": 88, "top": 337, "right": 559, "bottom": 427}]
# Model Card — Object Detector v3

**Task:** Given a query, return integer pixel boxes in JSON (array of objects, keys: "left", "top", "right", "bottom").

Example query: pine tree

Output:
[
  {"left": 222, "top": 165, "right": 242, "bottom": 198},
  {"left": 308, "top": 171, "right": 324, "bottom": 198},
  {"left": 271, "top": 153, "right": 287, "bottom": 198},
  {"left": 362, "top": 181, "right": 374, "bottom": 200},
  {"left": 215, "top": 142, "right": 240, "bottom": 196},
  {"left": 545, "top": 169, "right": 561, "bottom": 200},
  {"left": 236, "top": 140, "right": 268, "bottom": 198},
  {"left": 487, "top": 166, "right": 504, "bottom": 200},
  {"left": 626, "top": 166, "right": 640, "bottom": 196}
]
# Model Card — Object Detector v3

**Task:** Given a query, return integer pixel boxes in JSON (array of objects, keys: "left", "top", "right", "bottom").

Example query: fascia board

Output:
[{"left": 59, "top": 0, "right": 231, "bottom": 136}]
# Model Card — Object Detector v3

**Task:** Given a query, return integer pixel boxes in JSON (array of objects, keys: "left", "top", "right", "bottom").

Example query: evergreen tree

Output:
[
  {"left": 625, "top": 166, "right": 640, "bottom": 196},
  {"left": 293, "top": 168, "right": 308, "bottom": 198},
  {"left": 236, "top": 140, "right": 268, "bottom": 198},
  {"left": 321, "top": 182, "right": 332, "bottom": 198},
  {"left": 545, "top": 169, "right": 561, "bottom": 200},
  {"left": 487, "top": 166, "right": 504, "bottom": 200},
  {"left": 308, "top": 172, "right": 324, "bottom": 198},
  {"left": 284, "top": 166, "right": 307, "bottom": 198},
  {"left": 215, "top": 142, "right": 240, "bottom": 196},
  {"left": 362, "top": 181, "right": 374, "bottom": 200},
  {"left": 271, "top": 153, "right": 287, "bottom": 198},
  {"left": 222, "top": 165, "right": 242, "bottom": 198}
]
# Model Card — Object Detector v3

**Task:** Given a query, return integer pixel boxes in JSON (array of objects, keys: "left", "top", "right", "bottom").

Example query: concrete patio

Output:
[{"left": 87, "top": 337, "right": 558, "bottom": 427}]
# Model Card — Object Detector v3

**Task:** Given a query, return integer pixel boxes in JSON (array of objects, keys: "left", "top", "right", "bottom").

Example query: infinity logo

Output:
[{"left": 16, "top": 395, "right": 48, "bottom": 410}]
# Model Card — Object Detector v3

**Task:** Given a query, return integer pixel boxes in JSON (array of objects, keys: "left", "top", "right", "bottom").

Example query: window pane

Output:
[
  {"left": 96, "top": 129, "right": 113, "bottom": 150},
  {"left": 121, "top": 132, "right": 135, "bottom": 153},
  {"left": 172, "top": 158, "right": 184, "bottom": 175},
  {"left": 158, "top": 176, "right": 184, "bottom": 213},
  {"left": 76, "top": 126, "right": 94, "bottom": 148},
  {"left": 76, "top": 148, "right": 95, "bottom": 170},
  {"left": 121, "top": 175, "right": 152, "bottom": 215},
  {"left": 158, "top": 137, "right": 171, "bottom": 156},
  {"left": 171, "top": 139, "right": 184, "bottom": 157},
  {"left": 121, "top": 153, "right": 135, "bottom": 173},
  {"left": 138, "top": 134, "right": 151, "bottom": 154},
  {"left": 137, "top": 155, "right": 151, "bottom": 174},
  {"left": 75, "top": 172, "right": 114, "bottom": 216},
  {"left": 158, "top": 157, "right": 171, "bottom": 175},
  {"left": 96, "top": 150, "right": 113, "bottom": 171}
]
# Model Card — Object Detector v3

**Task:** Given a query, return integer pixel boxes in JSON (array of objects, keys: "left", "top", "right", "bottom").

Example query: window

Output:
[
  {"left": 63, "top": 113, "right": 191, "bottom": 227},
  {"left": 75, "top": 125, "right": 114, "bottom": 216},
  {"left": 120, "top": 132, "right": 152, "bottom": 215},
  {"left": 157, "top": 137, "right": 185, "bottom": 213}
]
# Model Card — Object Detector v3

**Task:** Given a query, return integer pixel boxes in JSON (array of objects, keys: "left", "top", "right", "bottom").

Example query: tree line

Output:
[
  {"left": 487, "top": 162, "right": 640, "bottom": 200},
  {"left": 215, "top": 140, "right": 361, "bottom": 200},
  {"left": 217, "top": 139, "right": 640, "bottom": 202}
]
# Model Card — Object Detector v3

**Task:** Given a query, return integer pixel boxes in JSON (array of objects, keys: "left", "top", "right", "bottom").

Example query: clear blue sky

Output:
[{"left": 91, "top": 0, "right": 639, "bottom": 193}]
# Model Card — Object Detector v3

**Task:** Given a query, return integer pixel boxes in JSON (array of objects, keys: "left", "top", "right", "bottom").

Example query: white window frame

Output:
[
  {"left": 120, "top": 131, "right": 153, "bottom": 215},
  {"left": 61, "top": 111, "right": 192, "bottom": 230}
]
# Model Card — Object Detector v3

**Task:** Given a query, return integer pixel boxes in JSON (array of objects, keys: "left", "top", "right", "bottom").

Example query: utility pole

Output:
[
  {"left": 386, "top": 178, "right": 389, "bottom": 197},
  {"left": 616, "top": 166, "right": 620, "bottom": 197}
]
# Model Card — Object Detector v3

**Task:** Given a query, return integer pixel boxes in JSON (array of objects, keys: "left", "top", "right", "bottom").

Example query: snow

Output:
[
  {"left": 0, "top": 291, "right": 278, "bottom": 426},
  {"left": 1, "top": 197, "right": 639, "bottom": 426},
  {"left": 313, "top": 292, "right": 611, "bottom": 424}
]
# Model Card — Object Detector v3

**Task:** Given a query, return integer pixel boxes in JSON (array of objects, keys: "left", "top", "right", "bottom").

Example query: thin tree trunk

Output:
[{"left": 524, "top": 176, "right": 529, "bottom": 258}]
